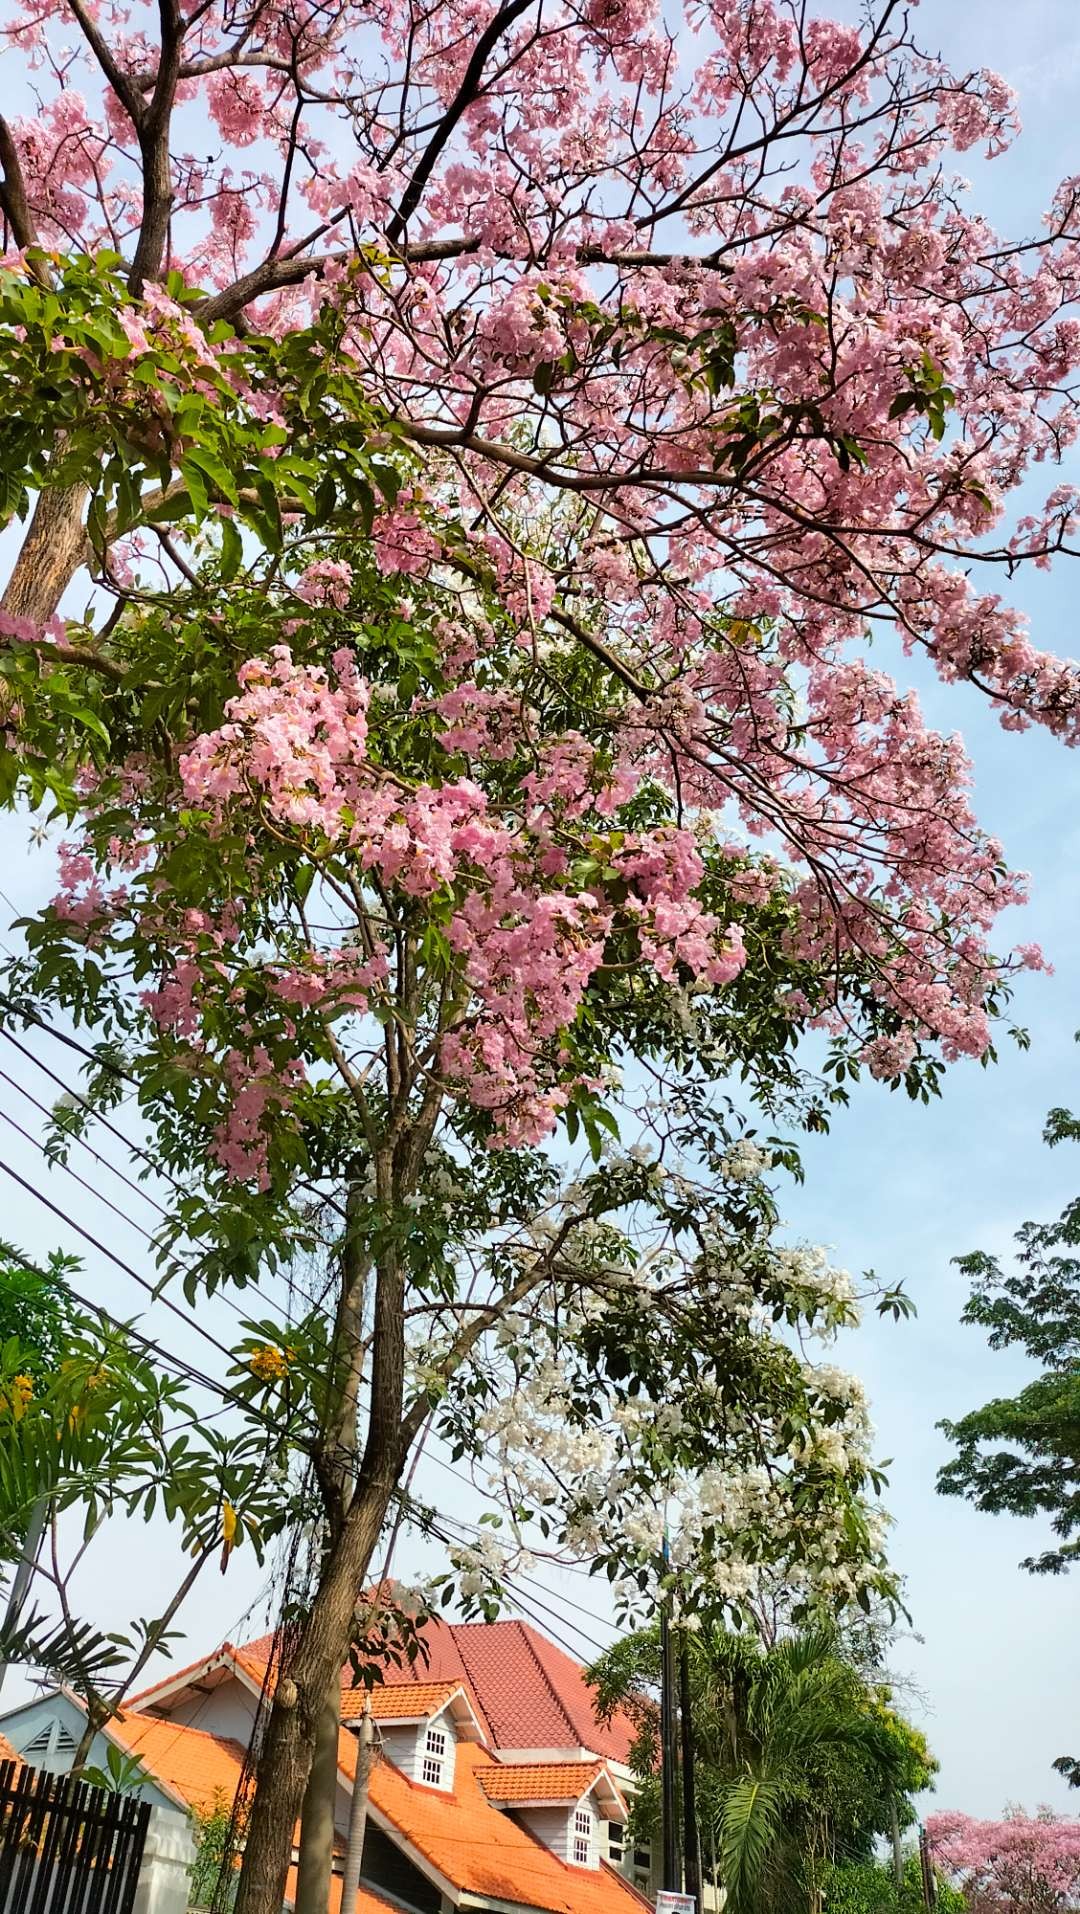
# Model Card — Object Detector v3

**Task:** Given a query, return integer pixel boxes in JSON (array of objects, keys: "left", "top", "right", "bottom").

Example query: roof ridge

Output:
[{"left": 513, "top": 1622, "right": 580, "bottom": 1745}]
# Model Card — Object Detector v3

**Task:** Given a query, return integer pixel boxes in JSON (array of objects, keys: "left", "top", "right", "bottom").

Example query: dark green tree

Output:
[
  {"left": 937, "top": 1107, "right": 1080, "bottom": 1577},
  {"left": 0, "top": 1241, "right": 77, "bottom": 1374}
]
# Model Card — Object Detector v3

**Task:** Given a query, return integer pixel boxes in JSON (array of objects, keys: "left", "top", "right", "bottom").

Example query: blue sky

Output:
[{"left": 2, "top": 0, "right": 1080, "bottom": 1830}]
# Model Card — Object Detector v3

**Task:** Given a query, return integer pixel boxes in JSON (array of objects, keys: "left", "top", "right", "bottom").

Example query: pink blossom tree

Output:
[
  {"left": 3, "top": 1, "right": 1080, "bottom": 1911},
  {"left": 929, "top": 1810, "right": 1080, "bottom": 1914}
]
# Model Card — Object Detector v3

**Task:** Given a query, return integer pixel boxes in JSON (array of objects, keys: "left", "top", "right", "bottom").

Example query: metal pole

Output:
[
  {"left": 660, "top": 1537, "right": 679, "bottom": 1894},
  {"left": 919, "top": 1826, "right": 937, "bottom": 1911},
  {"left": 679, "top": 1637, "right": 701, "bottom": 1909},
  {"left": 338, "top": 1702, "right": 374, "bottom": 1914},
  {"left": 0, "top": 1495, "right": 47, "bottom": 1705}
]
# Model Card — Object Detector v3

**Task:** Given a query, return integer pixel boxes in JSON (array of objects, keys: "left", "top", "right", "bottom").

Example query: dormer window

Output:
[
  {"left": 572, "top": 1807, "right": 593, "bottom": 1867},
  {"left": 421, "top": 1725, "right": 448, "bottom": 1788}
]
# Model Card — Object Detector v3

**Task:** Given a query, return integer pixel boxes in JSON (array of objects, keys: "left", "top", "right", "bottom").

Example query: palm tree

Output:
[
  {"left": 590, "top": 1623, "right": 925, "bottom": 1914},
  {"left": 716, "top": 1628, "right": 898, "bottom": 1914}
]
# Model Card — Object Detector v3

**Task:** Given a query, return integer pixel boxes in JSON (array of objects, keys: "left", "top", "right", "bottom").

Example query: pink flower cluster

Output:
[
  {"left": 171, "top": 649, "right": 751, "bottom": 1155},
  {"left": 928, "top": 1810, "right": 1080, "bottom": 1914}
]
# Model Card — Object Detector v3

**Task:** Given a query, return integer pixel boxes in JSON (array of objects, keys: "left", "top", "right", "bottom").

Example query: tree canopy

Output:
[{"left": 6, "top": 0, "right": 1080, "bottom": 1909}]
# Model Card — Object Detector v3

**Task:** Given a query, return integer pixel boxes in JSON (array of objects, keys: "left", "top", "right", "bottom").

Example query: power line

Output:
[
  {"left": 0, "top": 1008, "right": 640, "bottom": 1653},
  {"left": 1, "top": 1045, "right": 625, "bottom": 1623},
  {"left": 0, "top": 1053, "right": 182, "bottom": 1227},
  {"left": 0, "top": 1150, "right": 249, "bottom": 1375},
  {"left": 0, "top": 1065, "right": 307, "bottom": 1347},
  {"left": 0, "top": 1014, "right": 218, "bottom": 1212}
]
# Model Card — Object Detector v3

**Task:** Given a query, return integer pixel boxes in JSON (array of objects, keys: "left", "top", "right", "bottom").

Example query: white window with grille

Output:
[
  {"left": 572, "top": 1805, "right": 593, "bottom": 1866},
  {"left": 421, "top": 1724, "right": 447, "bottom": 1788}
]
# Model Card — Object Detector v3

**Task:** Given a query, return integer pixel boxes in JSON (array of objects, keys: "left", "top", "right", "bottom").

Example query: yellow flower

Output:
[
  {"left": 4, "top": 1374, "right": 33, "bottom": 1421},
  {"left": 249, "top": 1345, "right": 291, "bottom": 1383}
]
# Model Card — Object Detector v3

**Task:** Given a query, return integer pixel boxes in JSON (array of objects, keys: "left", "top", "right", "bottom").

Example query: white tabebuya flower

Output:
[{"left": 427, "top": 1142, "right": 898, "bottom": 1629}]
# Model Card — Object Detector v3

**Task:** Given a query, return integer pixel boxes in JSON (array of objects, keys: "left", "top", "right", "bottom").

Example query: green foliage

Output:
[
  {"left": 189, "top": 1790, "right": 240, "bottom": 1911},
  {"left": 0, "top": 1241, "right": 78, "bottom": 1374},
  {"left": 80, "top": 1742, "right": 147, "bottom": 1795},
  {"left": 0, "top": 1282, "right": 294, "bottom": 1706},
  {"left": 823, "top": 1856, "right": 966, "bottom": 1914},
  {"left": 589, "top": 1623, "right": 937, "bottom": 1914}
]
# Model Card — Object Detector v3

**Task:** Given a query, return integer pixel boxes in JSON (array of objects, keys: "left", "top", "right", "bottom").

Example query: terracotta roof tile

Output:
[
  {"left": 243, "top": 1617, "right": 634, "bottom": 1763},
  {"left": 140, "top": 1616, "right": 637, "bottom": 1769},
  {"left": 355, "top": 1735, "right": 648, "bottom": 1914},
  {"left": 112, "top": 1704, "right": 648, "bottom": 1914},
  {"left": 340, "top": 1681, "right": 461, "bottom": 1723},
  {"left": 0, "top": 1733, "right": 22, "bottom": 1769},
  {"left": 449, "top": 1620, "right": 637, "bottom": 1762},
  {"left": 475, "top": 1760, "right": 612, "bottom": 1804},
  {"left": 284, "top": 1865, "right": 399, "bottom": 1914},
  {"left": 109, "top": 1714, "right": 250, "bottom": 1818}
]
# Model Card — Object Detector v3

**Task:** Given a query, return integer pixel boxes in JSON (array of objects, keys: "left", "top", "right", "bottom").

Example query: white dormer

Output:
[
  {"left": 475, "top": 1760, "right": 627, "bottom": 1869},
  {"left": 355, "top": 1682, "right": 484, "bottom": 1793}
]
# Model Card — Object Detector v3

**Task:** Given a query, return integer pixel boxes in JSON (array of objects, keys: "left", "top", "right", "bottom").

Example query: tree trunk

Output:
[
  {"left": 1, "top": 486, "right": 89, "bottom": 626},
  {"left": 294, "top": 1676, "right": 342, "bottom": 1914},
  {"left": 233, "top": 1475, "right": 396, "bottom": 1914},
  {"left": 339, "top": 1704, "right": 374, "bottom": 1914}
]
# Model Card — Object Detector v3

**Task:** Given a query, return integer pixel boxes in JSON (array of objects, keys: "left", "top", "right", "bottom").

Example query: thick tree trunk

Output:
[
  {"left": 1, "top": 486, "right": 89, "bottom": 626},
  {"left": 233, "top": 1475, "right": 396, "bottom": 1914},
  {"left": 294, "top": 1677, "right": 342, "bottom": 1914}
]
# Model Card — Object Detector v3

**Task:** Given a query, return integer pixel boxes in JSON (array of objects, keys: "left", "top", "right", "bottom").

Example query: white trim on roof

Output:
[
  {"left": 356, "top": 1682, "right": 485, "bottom": 1745},
  {"left": 479, "top": 1764, "right": 627, "bottom": 1822}
]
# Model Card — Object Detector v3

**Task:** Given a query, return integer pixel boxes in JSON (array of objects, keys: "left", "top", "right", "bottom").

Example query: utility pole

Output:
[
  {"left": 919, "top": 1826, "right": 937, "bottom": 1912},
  {"left": 339, "top": 1701, "right": 375, "bottom": 1914},
  {"left": 679, "top": 1638, "right": 701, "bottom": 1909},
  {"left": 890, "top": 1798, "right": 904, "bottom": 1889},
  {"left": 660, "top": 1534, "right": 680, "bottom": 1895}
]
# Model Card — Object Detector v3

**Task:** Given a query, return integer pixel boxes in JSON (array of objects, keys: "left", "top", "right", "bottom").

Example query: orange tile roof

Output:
[
  {"left": 284, "top": 1865, "right": 399, "bottom": 1914},
  {"left": 475, "top": 1760, "right": 614, "bottom": 1805},
  {"left": 340, "top": 1680, "right": 461, "bottom": 1722},
  {"left": 0, "top": 1732, "right": 21, "bottom": 1768},
  {"left": 234, "top": 1617, "right": 638, "bottom": 1763},
  {"left": 349, "top": 1735, "right": 649, "bottom": 1914},
  {"left": 109, "top": 1713, "right": 250, "bottom": 1818},
  {"left": 128, "top": 1640, "right": 270, "bottom": 1715},
  {"left": 110, "top": 1703, "right": 648, "bottom": 1914}
]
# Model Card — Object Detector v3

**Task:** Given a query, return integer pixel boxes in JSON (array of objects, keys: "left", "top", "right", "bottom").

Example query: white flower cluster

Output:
[{"left": 722, "top": 1138, "right": 773, "bottom": 1182}]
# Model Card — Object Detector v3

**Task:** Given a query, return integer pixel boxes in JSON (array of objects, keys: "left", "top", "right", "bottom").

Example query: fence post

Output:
[{"left": 130, "top": 1807, "right": 197, "bottom": 1914}]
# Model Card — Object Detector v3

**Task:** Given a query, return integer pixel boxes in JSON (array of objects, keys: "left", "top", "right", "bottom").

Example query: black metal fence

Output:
[{"left": 0, "top": 1760, "right": 151, "bottom": 1914}]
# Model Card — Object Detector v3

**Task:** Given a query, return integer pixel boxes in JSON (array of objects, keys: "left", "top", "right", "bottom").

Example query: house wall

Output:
[
  {"left": 154, "top": 1681, "right": 260, "bottom": 1743},
  {"left": 133, "top": 1806, "right": 197, "bottom": 1914},
  {"left": 513, "top": 1799, "right": 597, "bottom": 1869},
  {"left": 377, "top": 1713, "right": 457, "bottom": 1792}
]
